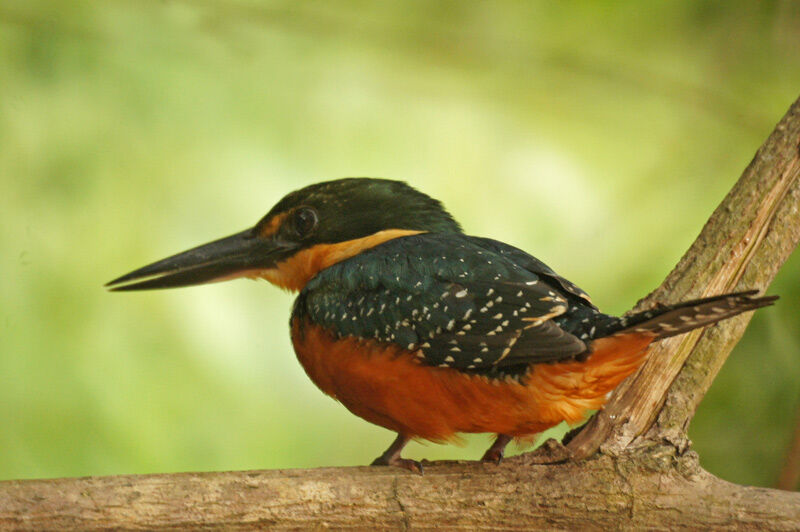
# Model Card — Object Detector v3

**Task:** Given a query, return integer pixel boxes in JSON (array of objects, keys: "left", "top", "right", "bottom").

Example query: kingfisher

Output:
[{"left": 107, "top": 178, "right": 776, "bottom": 472}]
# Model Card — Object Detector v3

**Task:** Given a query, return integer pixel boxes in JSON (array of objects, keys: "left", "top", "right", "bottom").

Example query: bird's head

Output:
[{"left": 107, "top": 178, "right": 461, "bottom": 292}]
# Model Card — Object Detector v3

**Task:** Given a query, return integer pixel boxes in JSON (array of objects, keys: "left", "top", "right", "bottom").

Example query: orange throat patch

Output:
[{"left": 254, "top": 229, "right": 423, "bottom": 292}]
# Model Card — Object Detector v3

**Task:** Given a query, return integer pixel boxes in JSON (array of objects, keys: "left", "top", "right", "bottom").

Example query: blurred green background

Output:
[{"left": 1, "top": 1, "right": 799, "bottom": 488}]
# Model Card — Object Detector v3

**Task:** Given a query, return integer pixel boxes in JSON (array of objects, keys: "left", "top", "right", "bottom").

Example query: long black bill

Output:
[{"left": 106, "top": 229, "right": 296, "bottom": 291}]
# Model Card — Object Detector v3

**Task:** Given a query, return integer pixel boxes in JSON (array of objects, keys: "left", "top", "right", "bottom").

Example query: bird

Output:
[{"left": 107, "top": 177, "right": 777, "bottom": 473}]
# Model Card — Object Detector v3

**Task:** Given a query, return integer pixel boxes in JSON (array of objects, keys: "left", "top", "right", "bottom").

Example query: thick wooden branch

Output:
[
  {"left": 2, "top": 453, "right": 800, "bottom": 530},
  {"left": 2, "top": 95, "right": 799, "bottom": 530}
]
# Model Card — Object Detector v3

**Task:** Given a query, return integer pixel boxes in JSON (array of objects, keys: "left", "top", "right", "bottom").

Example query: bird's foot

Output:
[
  {"left": 517, "top": 438, "right": 571, "bottom": 465},
  {"left": 481, "top": 434, "right": 512, "bottom": 464},
  {"left": 371, "top": 454, "right": 424, "bottom": 475},
  {"left": 480, "top": 447, "right": 505, "bottom": 464}
]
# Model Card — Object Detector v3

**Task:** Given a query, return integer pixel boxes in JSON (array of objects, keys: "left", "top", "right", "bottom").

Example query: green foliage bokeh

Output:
[{"left": 1, "top": 1, "right": 798, "bottom": 487}]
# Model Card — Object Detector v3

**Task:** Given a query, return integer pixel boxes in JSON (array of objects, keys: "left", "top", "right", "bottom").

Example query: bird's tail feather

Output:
[{"left": 611, "top": 290, "right": 778, "bottom": 340}]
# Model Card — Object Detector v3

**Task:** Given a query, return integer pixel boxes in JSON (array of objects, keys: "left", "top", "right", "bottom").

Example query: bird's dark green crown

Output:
[{"left": 257, "top": 178, "right": 463, "bottom": 246}]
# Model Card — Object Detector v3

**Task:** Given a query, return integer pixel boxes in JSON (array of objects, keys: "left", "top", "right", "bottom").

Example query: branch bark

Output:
[
  {"left": 2, "top": 454, "right": 800, "bottom": 531},
  {"left": 2, "top": 95, "right": 799, "bottom": 530}
]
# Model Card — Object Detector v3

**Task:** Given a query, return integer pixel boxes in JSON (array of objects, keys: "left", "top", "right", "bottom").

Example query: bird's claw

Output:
[
  {"left": 480, "top": 448, "right": 505, "bottom": 464},
  {"left": 371, "top": 455, "right": 425, "bottom": 475}
]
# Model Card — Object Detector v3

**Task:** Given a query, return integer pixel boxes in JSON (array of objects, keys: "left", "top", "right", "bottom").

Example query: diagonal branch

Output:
[{"left": 567, "top": 94, "right": 800, "bottom": 460}]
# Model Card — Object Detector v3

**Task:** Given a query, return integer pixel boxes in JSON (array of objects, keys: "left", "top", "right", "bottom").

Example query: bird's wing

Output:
[
  {"left": 296, "top": 233, "right": 589, "bottom": 372},
  {"left": 471, "top": 237, "right": 596, "bottom": 309}
]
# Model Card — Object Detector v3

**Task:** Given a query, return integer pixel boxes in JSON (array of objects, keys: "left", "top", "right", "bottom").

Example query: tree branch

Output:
[
  {"left": 2, "top": 454, "right": 800, "bottom": 530},
  {"left": 2, "top": 95, "right": 799, "bottom": 530},
  {"left": 566, "top": 94, "right": 800, "bottom": 459}
]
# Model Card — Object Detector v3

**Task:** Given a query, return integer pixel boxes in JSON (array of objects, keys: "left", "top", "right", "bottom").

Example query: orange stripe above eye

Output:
[
  {"left": 255, "top": 212, "right": 289, "bottom": 238},
  {"left": 256, "top": 229, "right": 424, "bottom": 292}
]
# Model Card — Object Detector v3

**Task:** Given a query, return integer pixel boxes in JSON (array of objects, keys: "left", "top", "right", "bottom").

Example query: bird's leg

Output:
[
  {"left": 481, "top": 434, "right": 513, "bottom": 464},
  {"left": 370, "top": 433, "right": 423, "bottom": 474}
]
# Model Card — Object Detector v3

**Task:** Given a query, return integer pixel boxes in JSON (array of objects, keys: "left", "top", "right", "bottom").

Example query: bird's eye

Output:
[{"left": 292, "top": 207, "right": 318, "bottom": 238}]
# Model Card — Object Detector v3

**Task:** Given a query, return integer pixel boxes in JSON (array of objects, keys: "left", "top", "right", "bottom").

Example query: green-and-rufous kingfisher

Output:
[{"left": 108, "top": 178, "right": 777, "bottom": 472}]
